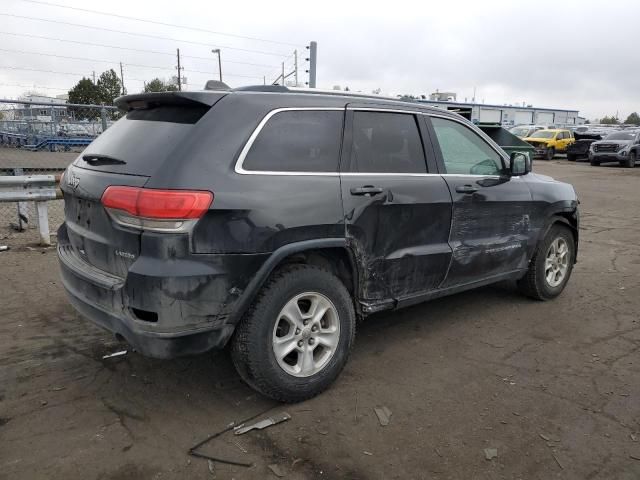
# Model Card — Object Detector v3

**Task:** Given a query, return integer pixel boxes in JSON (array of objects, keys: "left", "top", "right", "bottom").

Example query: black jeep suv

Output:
[{"left": 58, "top": 86, "right": 579, "bottom": 402}]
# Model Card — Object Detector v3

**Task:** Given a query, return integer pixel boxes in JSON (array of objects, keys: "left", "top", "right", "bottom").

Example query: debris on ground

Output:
[
  {"left": 374, "top": 406, "right": 392, "bottom": 426},
  {"left": 232, "top": 440, "right": 248, "bottom": 453},
  {"left": 630, "top": 454, "right": 640, "bottom": 461},
  {"left": 188, "top": 406, "right": 275, "bottom": 468},
  {"left": 539, "top": 433, "right": 551, "bottom": 441},
  {"left": 268, "top": 464, "right": 286, "bottom": 477},
  {"left": 102, "top": 350, "right": 127, "bottom": 359},
  {"left": 0, "top": 246, "right": 9, "bottom": 252},
  {"left": 484, "top": 448, "right": 498, "bottom": 460},
  {"left": 208, "top": 459, "right": 216, "bottom": 476},
  {"left": 630, "top": 433, "right": 638, "bottom": 442},
  {"left": 552, "top": 453, "right": 564, "bottom": 469},
  {"left": 234, "top": 412, "right": 291, "bottom": 435},
  {"left": 363, "top": 451, "right": 374, "bottom": 456}
]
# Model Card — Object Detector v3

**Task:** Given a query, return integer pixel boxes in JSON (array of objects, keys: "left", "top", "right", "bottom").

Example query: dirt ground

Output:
[{"left": 1, "top": 160, "right": 640, "bottom": 480}]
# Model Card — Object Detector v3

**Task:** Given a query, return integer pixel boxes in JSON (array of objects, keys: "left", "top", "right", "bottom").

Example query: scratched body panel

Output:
[{"left": 440, "top": 176, "right": 534, "bottom": 287}]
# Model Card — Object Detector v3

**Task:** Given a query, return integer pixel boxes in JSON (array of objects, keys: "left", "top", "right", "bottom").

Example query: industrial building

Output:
[{"left": 417, "top": 93, "right": 582, "bottom": 127}]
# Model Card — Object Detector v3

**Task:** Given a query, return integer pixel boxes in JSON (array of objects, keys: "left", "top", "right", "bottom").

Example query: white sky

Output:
[{"left": 0, "top": 0, "right": 638, "bottom": 120}]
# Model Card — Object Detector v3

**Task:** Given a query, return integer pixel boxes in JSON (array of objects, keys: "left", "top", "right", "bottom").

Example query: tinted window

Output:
[
  {"left": 347, "top": 111, "right": 426, "bottom": 173},
  {"left": 431, "top": 117, "right": 504, "bottom": 175},
  {"left": 243, "top": 110, "right": 343, "bottom": 172}
]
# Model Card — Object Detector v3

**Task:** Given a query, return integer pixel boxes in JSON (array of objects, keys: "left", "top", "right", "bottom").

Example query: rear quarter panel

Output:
[{"left": 143, "top": 93, "right": 346, "bottom": 254}]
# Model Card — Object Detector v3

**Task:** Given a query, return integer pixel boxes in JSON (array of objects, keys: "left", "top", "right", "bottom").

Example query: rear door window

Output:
[
  {"left": 345, "top": 111, "right": 427, "bottom": 173},
  {"left": 242, "top": 110, "right": 344, "bottom": 172},
  {"left": 430, "top": 117, "right": 504, "bottom": 175}
]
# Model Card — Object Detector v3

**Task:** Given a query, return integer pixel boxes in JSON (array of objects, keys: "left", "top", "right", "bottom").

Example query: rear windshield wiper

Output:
[{"left": 82, "top": 154, "right": 126, "bottom": 166}]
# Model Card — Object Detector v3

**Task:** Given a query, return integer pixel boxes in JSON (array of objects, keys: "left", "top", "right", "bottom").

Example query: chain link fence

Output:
[{"left": 0, "top": 99, "right": 121, "bottom": 246}]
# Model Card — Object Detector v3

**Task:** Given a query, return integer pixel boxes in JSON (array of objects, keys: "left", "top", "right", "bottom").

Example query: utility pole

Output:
[
  {"left": 281, "top": 62, "right": 285, "bottom": 86},
  {"left": 92, "top": 71, "right": 96, "bottom": 84},
  {"left": 176, "top": 48, "right": 182, "bottom": 91},
  {"left": 119, "top": 62, "right": 126, "bottom": 95},
  {"left": 294, "top": 49, "right": 298, "bottom": 87},
  {"left": 263, "top": 76, "right": 266, "bottom": 85},
  {"left": 307, "top": 41, "right": 317, "bottom": 88},
  {"left": 212, "top": 49, "right": 222, "bottom": 82}
]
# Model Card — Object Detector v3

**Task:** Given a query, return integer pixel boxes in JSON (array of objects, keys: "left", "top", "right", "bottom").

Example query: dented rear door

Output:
[{"left": 340, "top": 106, "right": 453, "bottom": 302}]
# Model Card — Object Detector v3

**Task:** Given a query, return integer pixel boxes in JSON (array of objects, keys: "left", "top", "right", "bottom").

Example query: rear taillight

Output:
[{"left": 101, "top": 186, "right": 213, "bottom": 232}]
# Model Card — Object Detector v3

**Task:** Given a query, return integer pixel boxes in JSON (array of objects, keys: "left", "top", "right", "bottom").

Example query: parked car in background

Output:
[
  {"left": 588, "top": 130, "right": 640, "bottom": 167},
  {"left": 509, "top": 125, "right": 546, "bottom": 139},
  {"left": 524, "top": 129, "right": 575, "bottom": 160},
  {"left": 57, "top": 87, "right": 580, "bottom": 402},
  {"left": 57, "top": 124, "right": 92, "bottom": 137},
  {"left": 566, "top": 131, "right": 604, "bottom": 161}
]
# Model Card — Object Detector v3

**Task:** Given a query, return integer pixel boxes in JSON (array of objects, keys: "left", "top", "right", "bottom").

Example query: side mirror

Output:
[{"left": 510, "top": 152, "right": 531, "bottom": 176}]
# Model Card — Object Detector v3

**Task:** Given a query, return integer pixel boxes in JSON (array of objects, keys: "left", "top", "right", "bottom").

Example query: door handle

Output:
[
  {"left": 350, "top": 186, "right": 384, "bottom": 196},
  {"left": 455, "top": 184, "right": 479, "bottom": 194}
]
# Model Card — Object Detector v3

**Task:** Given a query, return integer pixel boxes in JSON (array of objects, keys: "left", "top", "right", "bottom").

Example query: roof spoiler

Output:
[{"left": 114, "top": 91, "right": 227, "bottom": 112}]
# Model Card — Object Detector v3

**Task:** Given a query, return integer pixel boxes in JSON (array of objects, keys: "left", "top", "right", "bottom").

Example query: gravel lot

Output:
[{"left": 1, "top": 160, "right": 639, "bottom": 480}]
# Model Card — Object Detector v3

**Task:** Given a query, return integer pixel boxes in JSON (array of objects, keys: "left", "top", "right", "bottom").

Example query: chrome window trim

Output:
[
  {"left": 234, "top": 106, "right": 512, "bottom": 178},
  {"left": 234, "top": 107, "right": 344, "bottom": 176}
]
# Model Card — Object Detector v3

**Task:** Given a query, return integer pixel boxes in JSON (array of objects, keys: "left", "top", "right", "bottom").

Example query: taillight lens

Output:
[{"left": 101, "top": 186, "right": 213, "bottom": 231}]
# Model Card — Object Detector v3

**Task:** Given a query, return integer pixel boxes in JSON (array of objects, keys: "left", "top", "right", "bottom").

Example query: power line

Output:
[
  {"left": 0, "top": 82, "right": 68, "bottom": 91},
  {"left": 0, "top": 62, "right": 264, "bottom": 83},
  {"left": 20, "top": 0, "right": 305, "bottom": 49},
  {"left": 0, "top": 30, "right": 178, "bottom": 57},
  {"left": 0, "top": 13, "right": 293, "bottom": 57},
  {"left": 0, "top": 46, "right": 279, "bottom": 70},
  {"left": 0, "top": 47, "right": 171, "bottom": 71},
  {"left": 0, "top": 65, "right": 147, "bottom": 83}
]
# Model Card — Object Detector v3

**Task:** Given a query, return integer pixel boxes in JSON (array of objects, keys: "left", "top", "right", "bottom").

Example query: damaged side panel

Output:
[
  {"left": 440, "top": 176, "right": 534, "bottom": 287},
  {"left": 341, "top": 175, "right": 453, "bottom": 303}
]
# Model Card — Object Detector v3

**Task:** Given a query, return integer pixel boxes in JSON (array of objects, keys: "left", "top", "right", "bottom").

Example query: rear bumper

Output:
[
  {"left": 57, "top": 223, "right": 268, "bottom": 358},
  {"left": 63, "top": 284, "right": 233, "bottom": 358}
]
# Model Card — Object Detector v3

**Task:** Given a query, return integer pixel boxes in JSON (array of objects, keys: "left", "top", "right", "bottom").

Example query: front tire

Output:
[
  {"left": 567, "top": 153, "right": 576, "bottom": 162},
  {"left": 590, "top": 157, "right": 600, "bottom": 166},
  {"left": 518, "top": 224, "right": 575, "bottom": 301},
  {"left": 231, "top": 265, "right": 356, "bottom": 403},
  {"left": 546, "top": 147, "right": 556, "bottom": 161},
  {"left": 625, "top": 151, "right": 636, "bottom": 168}
]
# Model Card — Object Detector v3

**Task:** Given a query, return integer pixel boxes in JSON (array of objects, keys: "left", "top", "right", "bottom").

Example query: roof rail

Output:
[{"left": 230, "top": 85, "right": 416, "bottom": 103}]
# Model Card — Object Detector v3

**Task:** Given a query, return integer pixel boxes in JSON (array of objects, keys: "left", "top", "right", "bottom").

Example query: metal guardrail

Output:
[{"left": 0, "top": 174, "right": 62, "bottom": 245}]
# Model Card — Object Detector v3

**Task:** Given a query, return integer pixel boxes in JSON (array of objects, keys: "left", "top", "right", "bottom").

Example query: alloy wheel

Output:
[
  {"left": 271, "top": 292, "right": 340, "bottom": 377},
  {"left": 545, "top": 237, "right": 569, "bottom": 287}
]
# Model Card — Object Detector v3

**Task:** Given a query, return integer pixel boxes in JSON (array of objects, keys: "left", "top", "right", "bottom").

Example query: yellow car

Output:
[{"left": 524, "top": 129, "right": 575, "bottom": 160}]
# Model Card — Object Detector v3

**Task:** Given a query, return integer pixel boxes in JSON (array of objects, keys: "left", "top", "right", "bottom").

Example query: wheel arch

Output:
[
  {"left": 228, "top": 239, "right": 361, "bottom": 327},
  {"left": 539, "top": 209, "right": 579, "bottom": 263}
]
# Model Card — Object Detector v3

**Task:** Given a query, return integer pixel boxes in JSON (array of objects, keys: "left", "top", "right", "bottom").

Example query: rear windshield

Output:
[
  {"left": 73, "top": 106, "right": 207, "bottom": 175},
  {"left": 126, "top": 104, "right": 210, "bottom": 124},
  {"left": 509, "top": 127, "right": 530, "bottom": 137}
]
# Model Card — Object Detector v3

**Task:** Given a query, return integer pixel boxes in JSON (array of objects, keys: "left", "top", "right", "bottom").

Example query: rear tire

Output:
[
  {"left": 231, "top": 264, "right": 356, "bottom": 403},
  {"left": 567, "top": 154, "right": 576, "bottom": 162},
  {"left": 546, "top": 147, "right": 555, "bottom": 161},
  {"left": 518, "top": 224, "right": 575, "bottom": 301}
]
